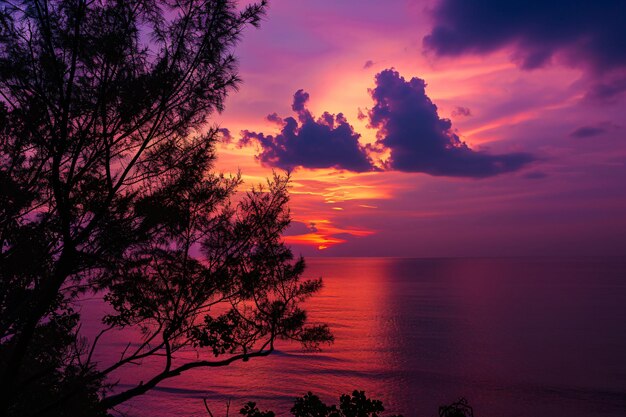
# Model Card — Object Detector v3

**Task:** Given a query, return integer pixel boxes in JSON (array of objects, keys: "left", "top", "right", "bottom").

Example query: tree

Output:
[
  {"left": 438, "top": 398, "right": 473, "bottom": 417},
  {"left": 289, "top": 391, "right": 399, "bottom": 417},
  {"left": 0, "top": 1, "right": 332, "bottom": 415},
  {"left": 237, "top": 392, "right": 474, "bottom": 417},
  {"left": 239, "top": 391, "right": 402, "bottom": 417}
]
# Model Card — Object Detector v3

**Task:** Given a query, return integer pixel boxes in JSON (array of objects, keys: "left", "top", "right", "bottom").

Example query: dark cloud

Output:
[
  {"left": 569, "top": 122, "right": 618, "bottom": 138},
  {"left": 423, "top": 0, "right": 626, "bottom": 73},
  {"left": 586, "top": 77, "right": 626, "bottom": 101},
  {"left": 368, "top": 69, "right": 534, "bottom": 177},
  {"left": 218, "top": 128, "right": 232, "bottom": 143},
  {"left": 570, "top": 126, "right": 607, "bottom": 139},
  {"left": 283, "top": 221, "right": 318, "bottom": 236},
  {"left": 523, "top": 171, "right": 547, "bottom": 180},
  {"left": 266, "top": 112, "right": 283, "bottom": 124},
  {"left": 239, "top": 90, "right": 375, "bottom": 172},
  {"left": 238, "top": 71, "right": 533, "bottom": 178},
  {"left": 363, "top": 60, "right": 375, "bottom": 69},
  {"left": 292, "top": 90, "right": 309, "bottom": 113},
  {"left": 451, "top": 106, "right": 471, "bottom": 117}
]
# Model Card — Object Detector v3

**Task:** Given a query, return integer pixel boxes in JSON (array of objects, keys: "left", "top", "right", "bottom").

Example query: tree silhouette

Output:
[
  {"left": 438, "top": 398, "right": 473, "bottom": 417},
  {"left": 0, "top": 1, "right": 331, "bottom": 415},
  {"left": 239, "top": 391, "right": 402, "bottom": 417},
  {"left": 236, "top": 392, "right": 474, "bottom": 417}
]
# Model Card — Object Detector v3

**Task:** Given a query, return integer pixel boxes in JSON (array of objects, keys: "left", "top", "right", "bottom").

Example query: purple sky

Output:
[{"left": 215, "top": 0, "right": 626, "bottom": 257}]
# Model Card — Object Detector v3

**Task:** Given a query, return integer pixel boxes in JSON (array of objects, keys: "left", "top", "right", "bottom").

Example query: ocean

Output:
[{"left": 85, "top": 257, "right": 626, "bottom": 417}]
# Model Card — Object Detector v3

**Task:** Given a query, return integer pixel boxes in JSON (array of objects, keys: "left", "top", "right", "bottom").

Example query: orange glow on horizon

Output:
[{"left": 284, "top": 218, "right": 375, "bottom": 250}]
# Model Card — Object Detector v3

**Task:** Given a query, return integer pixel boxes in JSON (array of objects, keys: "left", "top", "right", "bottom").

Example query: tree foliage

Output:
[
  {"left": 238, "top": 392, "right": 474, "bottom": 417},
  {"left": 438, "top": 398, "right": 473, "bottom": 417},
  {"left": 240, "top": 391, "right": 401, "bottom": 417},
  {"left": 0, "top": 0, "right": 332, "bottom": 415}
]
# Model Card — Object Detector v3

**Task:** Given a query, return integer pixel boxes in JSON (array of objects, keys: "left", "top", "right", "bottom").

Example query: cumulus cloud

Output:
[
  {"left": 238, "top": 71, "right": 533, "bottom": 178},
  {"left": 368, "top": 69, "right": 534, "bottom": 177},
  {"left": 423, "top": 0, "right": 626, "bottom": 75},
  {"left": 239, "top": 90, "right": 375, "bottom": 172},
  {"left": 451, "top": 106, "right": 471, "bottom": 117},
  {"left": 292, "top": 89, "right": 309, "bottom": 113},
  {"left": 266, "top": 112, "right": 283, "bottom": 124},
  {"left": 218, "top": 128, "right": 233, "bottom": 143}
]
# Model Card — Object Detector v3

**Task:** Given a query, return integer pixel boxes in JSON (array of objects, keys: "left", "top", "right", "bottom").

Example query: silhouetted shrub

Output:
[
  {"left": 233, "top": 392, "right": 474, "bottom": 417},
  {"left": 438, "top": 398, "right": 473, "bottom": 417}
]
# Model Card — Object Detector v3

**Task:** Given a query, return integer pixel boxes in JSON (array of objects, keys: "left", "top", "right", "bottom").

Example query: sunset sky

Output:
[{"left": 215, "top": 0, "right": 626, "bottom": 257}]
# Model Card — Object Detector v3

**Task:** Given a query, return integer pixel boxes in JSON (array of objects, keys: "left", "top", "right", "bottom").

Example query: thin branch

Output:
[{"left": 100, "top": 347, "right": 274, "bottom": 409}]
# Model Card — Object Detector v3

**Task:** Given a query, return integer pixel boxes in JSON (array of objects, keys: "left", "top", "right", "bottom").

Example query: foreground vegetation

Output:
[{"left": 234, "top": 392, "right": 473, "bottom": 417}]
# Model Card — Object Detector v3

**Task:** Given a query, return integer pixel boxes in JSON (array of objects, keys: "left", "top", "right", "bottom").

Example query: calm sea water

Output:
[{"left": 85, "top": 258, "right": 626, "bottom": 417}]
